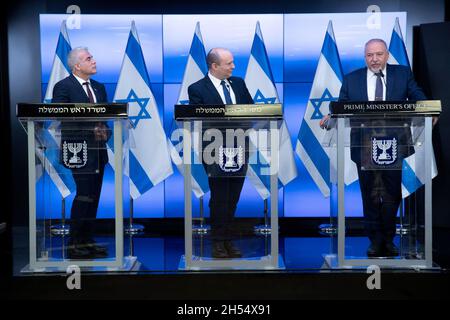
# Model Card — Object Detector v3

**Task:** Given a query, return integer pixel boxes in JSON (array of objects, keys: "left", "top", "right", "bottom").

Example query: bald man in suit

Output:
[
  {"left": 188, "top": 48, "right": 254, "bottom": 259},
  {"left": 323, "top": 39, "right": 427, "bottom": 257}
]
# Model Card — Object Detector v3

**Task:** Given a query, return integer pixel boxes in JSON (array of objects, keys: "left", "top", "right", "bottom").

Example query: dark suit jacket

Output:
[
  {"left": 188, "top": 76, "right": 253, "bottom": 105},
  {"left": 52, "top": 74, "right": 109, "bottom": 169},
  {"left": 338, "top": 64, "right": 427, "bottom": 166},
  {"left": 188, "top": 75, "right": 254, "bottom": 177}
]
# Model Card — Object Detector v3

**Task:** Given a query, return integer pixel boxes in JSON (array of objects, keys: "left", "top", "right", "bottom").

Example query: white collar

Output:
[
  {"left": 73, "top": 74, "right": 91, "bottom": 86},
  {"left": 367, "top": 65, "right": 387, "bottom": 78},
  {"left": 208, "top": 72, "right": 230, "bottom": 88}
]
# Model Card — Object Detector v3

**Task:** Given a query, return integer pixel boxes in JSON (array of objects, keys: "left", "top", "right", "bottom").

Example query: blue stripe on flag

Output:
[
  {"left": 389, "top": 31, "right": 410, "bottom": 67},
  {"left": 40, "top": 128, "right": 76, "bottom": 192},
  {"left": 190, "top": 34, "right": 208, "bottom": 75},
  {"left": 322, "top": 32, "right": 343, "bottom": 83},
  {"left": 402, "top": 160, "right": 422, "bottom": 195},
  {"left": 55, "top": 32, "right": 72, "bottom": 73},
  {"left": 250, "top": 33, "right": 275, "bottom": 82},
  {"left": 129, "top": 150, "right": 154, "bottom": 195},
  {"left": 125, "top": 32, "right": 151, "bottom": 87},
  {"left": 297, "top": 119, "right": 330, "bottom": 185},
  {"left": 250, "top": 165, "right": 283, "bottom": 191}
]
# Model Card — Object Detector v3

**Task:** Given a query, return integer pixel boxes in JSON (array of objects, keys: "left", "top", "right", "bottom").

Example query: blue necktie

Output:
[{"left": 220, "top": 80, "right": 233, "bottom": 104}]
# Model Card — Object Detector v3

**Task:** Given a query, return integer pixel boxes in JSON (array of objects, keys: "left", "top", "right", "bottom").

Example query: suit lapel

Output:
[
  {"left": 90, "top": 80, "right": 103, "bottom": 103},
  {"left": 360, "top": 68, "right": 369, "bottom": 101},
  {"left": 69, "top": 74, "right": 90, "bottom": 103},
  {"left": 385, "top": 64, "right": 395, "bottom": 100},
  {"left": 228, "top": 77, "right": 240, "bottom": 104},
  {"left": 204, "top": 76, "right": 224, "bottom": 104}
]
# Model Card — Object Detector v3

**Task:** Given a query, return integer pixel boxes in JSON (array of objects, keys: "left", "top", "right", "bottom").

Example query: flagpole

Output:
[
  {"left": 254, "top": 199, "right": 271, "bottom": 234},
  {"left": 125, "top": 196, "right": 144, "bottom": 235},
  {"left": 50, "top": 197, "right": 70, "bottom": 236},
  {"left": 192, "top": 196, "right": 210, "bottom": 234}
]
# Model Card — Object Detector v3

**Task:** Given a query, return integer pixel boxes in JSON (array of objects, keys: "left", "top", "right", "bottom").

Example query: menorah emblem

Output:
[
  {"left": 62, "top": 140, "right": 88, "bottom": 169},
  {"left": 68, "top": 142, "right": 83, "bottom": 164},
  {"left": 372, "top": 137, "right": 397, "bottom": 166},
  {"left": 219, "top": 146, "right": 244, "bottom": 172},
  {"left": 376, "top": 140, "right": 392, "bottom": 160}
]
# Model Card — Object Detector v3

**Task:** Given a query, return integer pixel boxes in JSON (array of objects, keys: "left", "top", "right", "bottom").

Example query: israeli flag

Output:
[
  {"left": 295, "top": 21, "right": 357, "bottom": 197},
  {"left": 387, "top": 17, "right": 410, "bottom": 67},
  {"left": 244, "top": 21, "right": 298, "bottom": 199},
  {"left": 387, "top": 17, "right": 438, "bottom": 198},
  {"left": 113, "top": 21, "right": 173, "bottom": 199},
  {"left": 168, "top": 22, "right": 210, "bottom": 198},
  {"left": 40, "top": 20, "right": 75, "bottom": 198}
]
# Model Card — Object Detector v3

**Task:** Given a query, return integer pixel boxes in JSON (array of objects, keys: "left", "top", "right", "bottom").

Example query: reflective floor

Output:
[{"left": 14, "top": 225, "right": 450, "bottom": 275}]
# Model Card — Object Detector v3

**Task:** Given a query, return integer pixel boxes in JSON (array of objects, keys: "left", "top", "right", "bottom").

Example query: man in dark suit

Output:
[
  {"left": 323, "top": 39, "right": 427, "bottom": 257},
  {"left": 188, "top": 48, "right": 254, "bottom": 258},
  {"left": 52, "top": 47, "right": 110, "bottom": 259}
]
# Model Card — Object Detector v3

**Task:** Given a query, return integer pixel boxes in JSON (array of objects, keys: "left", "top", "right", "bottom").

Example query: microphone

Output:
[{"left": 376, "top": 69, "right": 386, "bottom": 87}]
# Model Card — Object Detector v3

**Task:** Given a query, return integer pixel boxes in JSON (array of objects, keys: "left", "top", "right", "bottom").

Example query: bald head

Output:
[{"left": 207, "top": 48, "right": 235, "bottom": 80}]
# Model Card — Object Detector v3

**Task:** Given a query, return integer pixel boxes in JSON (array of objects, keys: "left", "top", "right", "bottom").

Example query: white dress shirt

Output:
[
  {"left": 208, "top": 72, "right": 236, "bottom": 104},
  {"left": 73, "top": 74, "right": 97, "bottom": 103},
  {"left": 366, "top": 66, "right": 387, "bottom": 101}
]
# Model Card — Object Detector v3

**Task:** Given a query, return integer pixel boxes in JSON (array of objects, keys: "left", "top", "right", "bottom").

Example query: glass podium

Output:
[
  {"left": 175, "top": 104, "right": 285, "bottom": 270},
  {"left": 323, "top": 100, "right": 441, "bottom": 268},
  {"left": 17, "top": 103, "right": 135, "bottom": 272}
]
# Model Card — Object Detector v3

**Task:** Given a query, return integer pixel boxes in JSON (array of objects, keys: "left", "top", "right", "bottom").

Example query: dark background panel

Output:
[{"left": 413, "top": 22, "right": 450, "bottom": 228}]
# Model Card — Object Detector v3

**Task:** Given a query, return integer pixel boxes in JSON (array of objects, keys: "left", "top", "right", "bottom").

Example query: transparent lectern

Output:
[
  {"left": 175, "top": 104, "right": 285, "bottom": 270},
  {"left": 323, "top": 100, "right": 441, "bottom": 268},
  {"left": 17, "top": 103, "right": 135, "bottom": 272}
]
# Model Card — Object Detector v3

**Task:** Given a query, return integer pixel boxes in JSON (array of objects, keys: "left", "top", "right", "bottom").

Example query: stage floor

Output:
[
  {"left": 8, "top": 227, "right": 450, "bottom": 300},
  {"left": 12, "top": 226, "right": 450, "bottom": 274}
]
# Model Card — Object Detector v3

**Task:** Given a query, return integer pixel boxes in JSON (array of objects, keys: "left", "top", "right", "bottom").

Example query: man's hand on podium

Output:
[
  {"left": 433, "top": 116, "right": 439, "bottom": 126},
  {"left": 94, "top": 122, "right": 109, "bottom": 141},
  {"left": 320, "top": 114, "right": 331, "bottom": 130}
]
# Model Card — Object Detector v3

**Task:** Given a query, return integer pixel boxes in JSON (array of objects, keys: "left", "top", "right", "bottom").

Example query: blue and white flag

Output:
[
  {"left": 244, "top": 21, "right": 298, "bottom": 199},
  {"left": 387, "top": 17, "right": 410, "bottom": 68},
  {"left": 168, "top": 22, "right": 210, "bottom": 198},
  {"left": 295, "top": 21, "right": 357, "bottom": 197},
  {"left": 40, "top": 20, "right": 75, "bottom": 198},
  {"left": 113, "top": 21, "right": 173, "bottom": 199},
  {"left": 387, "top": 17, "right": 438, "bottom": 198}
]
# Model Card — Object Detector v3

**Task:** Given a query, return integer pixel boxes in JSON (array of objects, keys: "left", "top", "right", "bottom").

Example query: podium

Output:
[
  {"left": 17, "top": 103, "right": 135, "bottom": 272},
  {"left": 175, "top": 103, "right": 285, "bottom": 270},
  {"left": 323, "top": 100, "right": 441, "bottom": 268}
]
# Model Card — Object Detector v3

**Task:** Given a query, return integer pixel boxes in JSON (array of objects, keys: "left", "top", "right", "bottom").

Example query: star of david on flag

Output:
[
  {"left": 296, "top": 21, "right": 357, "bottom": 197},
  {"left": 111, "top": 21, "right": 172, "bottom": 199},
  {"left": 310, "top": 88, "right": 338, "bottom": 120},
  {"left": 115, "top": 89, "right": 151, "bottom": 128},
  {"left": 167, "top": 22, "right": 210, "bottom": 198},
  {"left": 253, "top": 89, "right": 277, "bottom": 104},
  {"left": 386, "top": 17, "right": 438, "bottom": 198},
  {"left": 244, "top": 21, "right": 298, "bottom": 200},
  {"left": 40, "top": 20, "right": 76, "bottom": 198}
]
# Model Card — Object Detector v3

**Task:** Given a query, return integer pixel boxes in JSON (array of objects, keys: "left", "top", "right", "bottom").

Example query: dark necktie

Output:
[
  {"left": 83, "top": 82, "right": 95, "bottom": 103},
  {"left": 220, "top": 80, "right": 233, "bottom": 104},
  {"left": 374, "top": 73, "right": 383, "bottom": 101}
]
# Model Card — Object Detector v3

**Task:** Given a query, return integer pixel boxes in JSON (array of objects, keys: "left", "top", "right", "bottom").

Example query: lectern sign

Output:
[
  {"left": 16, "top": 103, "right": 128, "bottom": 119},
  {"left": 330, "top": 100, "right": 441, "bottom": 116}
]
